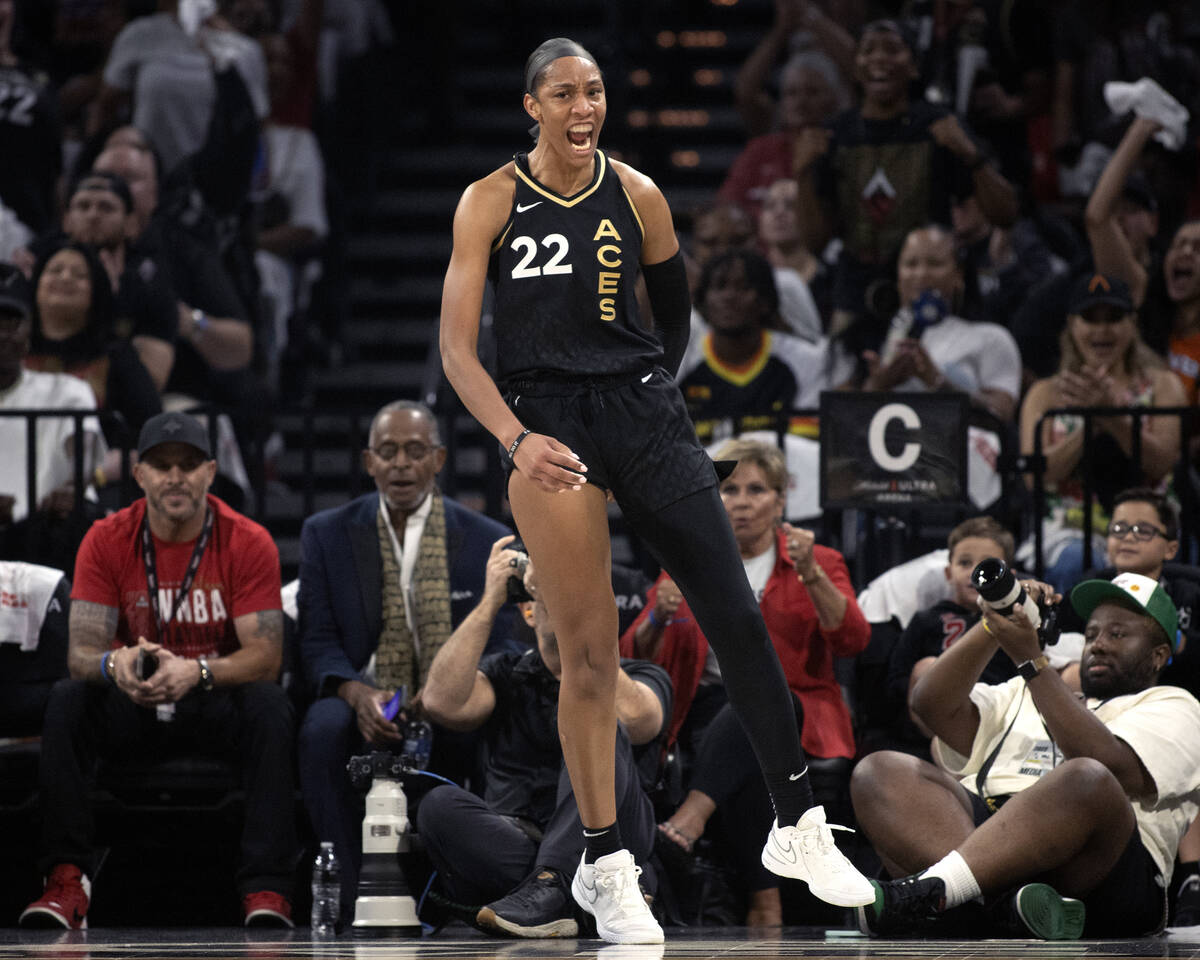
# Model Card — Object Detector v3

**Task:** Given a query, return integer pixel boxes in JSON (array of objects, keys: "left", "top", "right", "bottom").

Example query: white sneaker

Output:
[
  {"left": 761, "top": 805, "right": 875, "bottom": 907},
  {"left": 571, "top": 850, "right": 664, "bottom": 944}
]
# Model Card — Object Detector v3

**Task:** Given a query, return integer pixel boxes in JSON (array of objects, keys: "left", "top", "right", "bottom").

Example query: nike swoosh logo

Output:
[
  {"left": 516, "top": 201, "right": 542, "bottom": 212},
  {"left": 576, "top": 875, "right": 599, "bottom": 903},
  {"left": 641, "top": 373, "right": 653, "bottom": 383},
  {"left": 788, "top": 766, "right": 808, "bottom": 781},
  {"left": 772, "top": 837, "right": 798, "bottom": 863},
  {"left": 582, "top": 830, "right": 606, "bottom": 837}
]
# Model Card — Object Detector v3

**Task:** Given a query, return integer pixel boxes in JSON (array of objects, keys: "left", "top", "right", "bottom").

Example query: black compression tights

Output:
[{"left": 625, "top": 484, "right": 814, "bottom": 824}]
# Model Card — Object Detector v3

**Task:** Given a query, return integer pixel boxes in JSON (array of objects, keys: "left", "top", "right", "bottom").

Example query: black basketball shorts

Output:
[{"left": 502, "top": 367, "right": 716, "bottom": 515}]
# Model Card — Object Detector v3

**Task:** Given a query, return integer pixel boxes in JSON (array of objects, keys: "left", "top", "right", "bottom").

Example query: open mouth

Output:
[{"left": 567, "top": 124, "right": 593, "bottom": 152}]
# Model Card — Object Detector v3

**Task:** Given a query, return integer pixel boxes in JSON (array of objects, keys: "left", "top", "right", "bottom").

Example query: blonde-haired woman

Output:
[{"left": 1018, "top": 272, "right": 1185, "bottom": 591}]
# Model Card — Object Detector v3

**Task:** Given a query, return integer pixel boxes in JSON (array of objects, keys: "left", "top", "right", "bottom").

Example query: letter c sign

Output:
[{"left": 868, "top": 403, "right": 921, "bottom": 472}]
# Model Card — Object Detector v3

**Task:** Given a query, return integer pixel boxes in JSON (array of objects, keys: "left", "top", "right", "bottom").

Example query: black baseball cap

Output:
[
  {"left": 1069, "top": 272, "right": 1134, "bottom": 315},
  {"left": 0, "top": 262, "right": 32, "bottom": 319},
  {"left": 137, "top": 411, "right": 212, "bottom": 458},
  {"left": 69, "top": 171, "right": 134, "bottom": 213}
]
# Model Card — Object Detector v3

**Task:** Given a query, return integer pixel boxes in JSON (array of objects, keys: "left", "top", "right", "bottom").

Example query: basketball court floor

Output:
[{"left": 5, "top": 926, "right": 1200, "bottom": 960}]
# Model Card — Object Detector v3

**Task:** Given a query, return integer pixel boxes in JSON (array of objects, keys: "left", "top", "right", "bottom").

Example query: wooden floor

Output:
[{"left": 5, "top": 925, "right": 1200, "bottom": 960}]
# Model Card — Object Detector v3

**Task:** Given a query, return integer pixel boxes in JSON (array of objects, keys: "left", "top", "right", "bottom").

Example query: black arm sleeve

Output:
[{"left": 642, "top": 250, "right": 691, "bottom": 378}]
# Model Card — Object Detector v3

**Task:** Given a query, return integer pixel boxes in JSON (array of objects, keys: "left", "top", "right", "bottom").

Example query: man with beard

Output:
[
  {"left": 19, "top": 411, "right": 297, "bottom": 929},
  {"left": 850, "top": 572, "right": 1200, "bottom": 940}
]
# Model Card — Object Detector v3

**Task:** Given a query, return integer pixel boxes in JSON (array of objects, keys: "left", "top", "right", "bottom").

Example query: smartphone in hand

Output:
[{"left": 135, "top": 649, "right": 159, "bottom": 681}]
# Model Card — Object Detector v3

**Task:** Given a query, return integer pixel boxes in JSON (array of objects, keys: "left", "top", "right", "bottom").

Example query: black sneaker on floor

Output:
[
  {"left": 1175, "top": 875, "right": 1200, "bottom": 927},
  {"left": 990, "top": 883, "right": 1085, "bottom": 940},
  {"left": 476, "top": 867, "right": 579, "bottom": 938},
  {"left": 857, "top": 875, "right": 947, "bottom": 937}
]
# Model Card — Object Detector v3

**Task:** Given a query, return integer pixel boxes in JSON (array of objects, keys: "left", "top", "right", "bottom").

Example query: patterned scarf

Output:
[{"left": 375, "top": 493, "right": 453, "bottom": 694}]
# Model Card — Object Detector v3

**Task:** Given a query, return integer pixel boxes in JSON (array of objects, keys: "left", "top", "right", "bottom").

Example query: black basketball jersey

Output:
[{"left": 488, "top": 151, "right": 662, "bottom": 384}]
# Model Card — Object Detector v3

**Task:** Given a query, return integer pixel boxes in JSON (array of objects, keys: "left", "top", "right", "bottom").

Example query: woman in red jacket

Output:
[{"left": 619, "top": 437, "right": 869, "bottom": 924}]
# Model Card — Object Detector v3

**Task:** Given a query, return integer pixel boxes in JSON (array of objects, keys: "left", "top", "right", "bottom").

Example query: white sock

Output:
[{"left": 920, "top": 850, "right": 981, "bottom": 909}]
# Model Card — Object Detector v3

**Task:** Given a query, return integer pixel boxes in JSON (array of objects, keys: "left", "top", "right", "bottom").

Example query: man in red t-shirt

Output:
[{"left": 19, "top": 412, "right": 297, "bottom": 930}]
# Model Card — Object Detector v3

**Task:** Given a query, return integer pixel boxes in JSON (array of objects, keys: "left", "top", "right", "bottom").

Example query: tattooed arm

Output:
[
  {"left": 216, "top": 609, "right": 284, "bottom": 685},
  {"left": 68, "top": 600, "right": 120, "bottom": 682}
]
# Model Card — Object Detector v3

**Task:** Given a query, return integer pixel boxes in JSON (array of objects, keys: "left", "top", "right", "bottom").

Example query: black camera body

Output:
[
  {"left": 506, "top": 548, "right": 532, "bottom": 604},
  {"left": 971, "top": 557, "right": 1061, "bottom": 648}
]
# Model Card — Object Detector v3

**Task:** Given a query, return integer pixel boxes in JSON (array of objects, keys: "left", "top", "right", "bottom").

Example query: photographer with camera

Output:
[
  {"left": 296, "top": 400, "right": 522, "bottom": 919},
  {"left": 851, "top": 567, "right": 1200, "bottom": 939},
  {"left": 417, "top": 554, "right": 670, "bottom": 940}
]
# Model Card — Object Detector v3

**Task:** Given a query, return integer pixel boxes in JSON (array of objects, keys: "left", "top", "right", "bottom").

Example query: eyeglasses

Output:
[
  {"left": 1106, "top": 521, "right": 1168, "bottom": 541},
  {"left": 369, "top": 442, "right": 438, "bottom": 463}
]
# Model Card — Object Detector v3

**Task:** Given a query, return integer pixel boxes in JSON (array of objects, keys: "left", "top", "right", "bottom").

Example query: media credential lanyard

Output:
[{"left": 142, "top": 506, "right": 214, "bottom": 645}]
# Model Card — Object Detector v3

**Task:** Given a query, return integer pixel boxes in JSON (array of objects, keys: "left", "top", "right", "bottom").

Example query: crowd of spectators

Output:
[
  {"left": 3, "top": 0, "right": 1200, "bottom": 943},
  {"left": 0, "top": 0, "right": 388, "bottom": 578}
]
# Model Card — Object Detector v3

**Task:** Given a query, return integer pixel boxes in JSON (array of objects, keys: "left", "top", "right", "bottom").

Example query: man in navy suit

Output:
[{"left": 296, "top": 399, "right": 521, "bottom": 915}]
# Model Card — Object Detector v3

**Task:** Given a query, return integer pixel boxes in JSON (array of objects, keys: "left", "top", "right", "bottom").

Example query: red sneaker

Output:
[
  {"left": 243, "top": 890, "right": 294, "bottom": 928},
  {"left": 19, "top": 864, "right": 91, "bottom": 929}
]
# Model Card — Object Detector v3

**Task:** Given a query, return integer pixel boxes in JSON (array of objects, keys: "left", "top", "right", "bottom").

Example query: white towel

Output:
[
  {"left": 0, "top": 561, "right": 66, "bottom": 652},
  {"left": 1104, "top": 77, "right": 1190, "bottom": 151}
]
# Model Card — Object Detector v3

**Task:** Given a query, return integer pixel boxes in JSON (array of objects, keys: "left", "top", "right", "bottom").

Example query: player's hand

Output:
[{"left": 513, "top": 432, "right": 588, "bottom": 493}]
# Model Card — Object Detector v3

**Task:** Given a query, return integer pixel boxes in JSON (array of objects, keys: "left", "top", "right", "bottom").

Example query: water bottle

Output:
[{"left": 311, "top": 841, "right": 341, "bottom": 936}]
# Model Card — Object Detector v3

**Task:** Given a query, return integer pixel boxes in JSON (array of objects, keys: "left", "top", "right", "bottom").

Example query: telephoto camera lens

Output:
[{"left": 971, "top": 557, "right": 1042, "bottom": 630}]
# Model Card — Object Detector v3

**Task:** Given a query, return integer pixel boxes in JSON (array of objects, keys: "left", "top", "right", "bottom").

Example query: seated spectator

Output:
[
  {"left": 0, "top": 263, "right": 105, "bottom": 575},
  {"left": 682, "top": 202, "right": 822, "bottom": 343},
  {"left": 40, "top": 171, "right": 179, "bottom": 391},
  {"left": 885, "top": 517, "right": 1020, "bottom": 755},
  {"left": 1060, "top": 488, "right": 1198, "bottom": 687},
  {"left": 296, "top": 400, "right": 520, "bottom": 917},
  {"left": 851, "top": 572, "right": 1199, "bottom": 939},
  {"left": 720, "top": 49, "right": 850, "bottom": 222},
  {"left": 679, "top": 249, "right": 828, "bottom": 443},
  {"left": 621, "top": 438, "right": 868, "bottom": 926},
  {"left": 417, "top": 555, "right": 670, "bottom": 940},
  {"left": 1017, "top": 272, "right": 1186, "bottom": 592},
  {"left": 93, "top": 143, "right": 256, "bottom": 407},
  {"left": 26, "top": 241, "right": 161, "bottom": 443},
  {"left": 0, "top": 560, "right": 70, "bottom": 736},
  {"left": 0, "top": 0, "right": 62, "bottom": 237},
  {"left": 860, "top": 224, "right": 1021, "bottom": 421},
  {"left": 858, "top": 224, "right": 1022, "bottom": 510},
  {"left": 18, "top": 411, "right": 297, "bottom": 929},
  {"left": 758, "top": 178, "right": 832, "bottom": 337},
  {"left": 794, "top": 19, "right": 1017, "bottom": 344}
]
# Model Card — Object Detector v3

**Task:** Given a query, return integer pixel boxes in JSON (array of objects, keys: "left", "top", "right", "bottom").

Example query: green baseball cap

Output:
[{"left": 1070, "top": 573, "right": 1180, "bottom": 651}]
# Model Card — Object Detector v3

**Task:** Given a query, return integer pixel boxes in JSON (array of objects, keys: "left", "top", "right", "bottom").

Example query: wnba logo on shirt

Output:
[{"left": 157, "top": 588, "right": 228, "bottom": 624}]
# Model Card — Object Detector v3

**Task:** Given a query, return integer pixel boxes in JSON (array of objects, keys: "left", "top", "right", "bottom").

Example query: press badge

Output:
[{"left": 1017, "top": 740, "right": 1056, "bottom": 777}]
